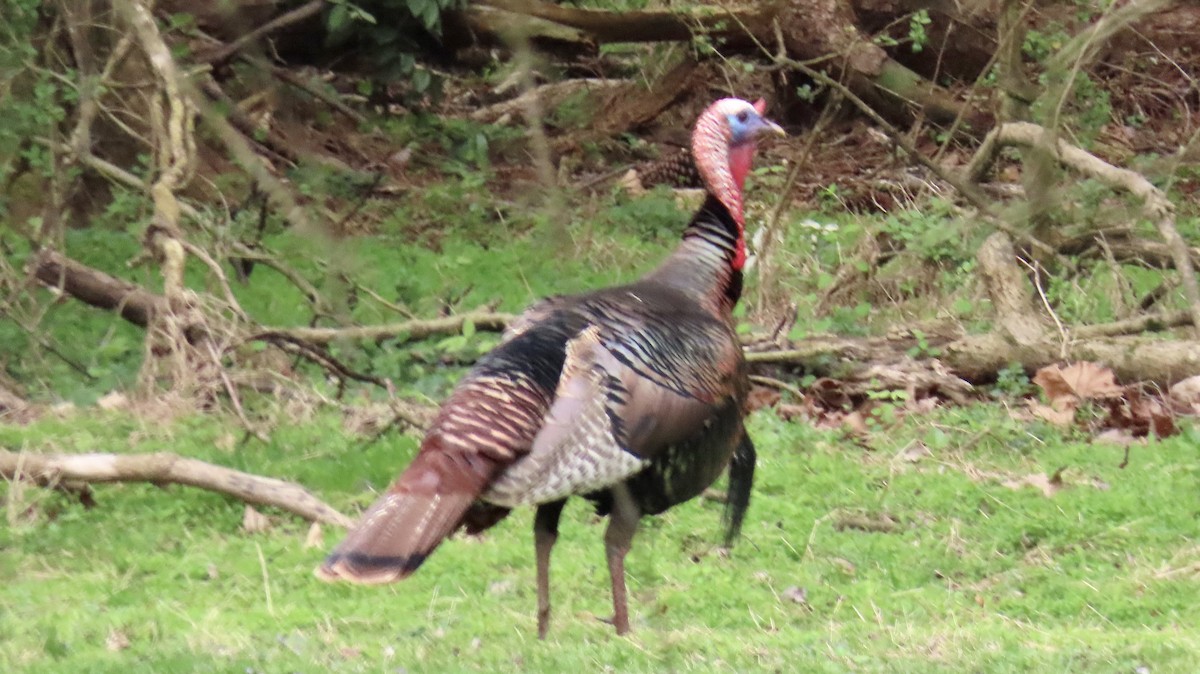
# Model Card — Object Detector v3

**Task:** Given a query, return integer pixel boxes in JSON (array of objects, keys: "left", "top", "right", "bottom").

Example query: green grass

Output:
[{"left": 2, "top": 404, "right": 1198, "bottom": 672}]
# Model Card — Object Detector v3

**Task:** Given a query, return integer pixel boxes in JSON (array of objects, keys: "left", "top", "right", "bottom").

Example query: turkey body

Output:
[
  {"left": 476, "top": 279, "right": 747, "bottom": 515},
  {"left": 318, "top": 98, "right": 780, "bottom": 636}
]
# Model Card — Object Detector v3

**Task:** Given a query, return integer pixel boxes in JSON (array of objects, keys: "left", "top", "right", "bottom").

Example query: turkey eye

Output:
[{"left": 736, "top": 111, "right": 749, "bottom": 123}]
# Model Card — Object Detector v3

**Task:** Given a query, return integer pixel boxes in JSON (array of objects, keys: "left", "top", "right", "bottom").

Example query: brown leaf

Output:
[
  {"left": 242, "top": 505, "right": 272, "bottom": 534},
  {"left": 1169, "top": 374, "right": 1200, "bottom": 409},
  {"left": 841, "top": 410, "right": 869, "bottom": 438},
  {"left": 97, "top": 391, "right": 129, "bottom": 411},
  {"left": 1094, "top": 428, "right": 1136, "bottom": 446},
  {"left": 1002, "top": 467, "right": 1065, "bottom": 497},
  {"left": 775, "top": 403, "right": 808, "bottom": 422},
  {"left": 808, "top": 377, "right": 853, "bottom": 410},
  {"left": 1029, "top": 400, "right": 1077, "bottom": 426},
  {"left": 1033, "top": 362, "right": 1123, "bottom": 404},
  {"left": 830, "top": 557, "right": 857, "bottom": 575},
  {"left": 1107, "top": 389, "right": 1178, "bottom": 438},
  {"left": 746, "top": 386, "right": 782, "bottom": 413},
  {"left": 900, "top": 443, "right": 931, "bottom": 463},
  {"left": 106, "top": 629, "right": 131, "bottom": 652},
  {"left": 781, "top": 586, "right": 807, "bottom": 604}
]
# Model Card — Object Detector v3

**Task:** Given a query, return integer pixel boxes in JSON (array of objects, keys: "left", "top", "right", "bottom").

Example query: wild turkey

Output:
[{"left": 317, "top": 98, "right": 783, "bottom": 636}]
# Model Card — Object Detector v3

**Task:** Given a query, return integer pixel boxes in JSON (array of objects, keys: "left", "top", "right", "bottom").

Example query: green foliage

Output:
[
  {"left": 907, "top": 10, "right": 932, "bottom": 53},
  {"left": 598, "top": 189, "right": 690, "bottom": 242},
  {"left": 880, "top": 199, "right": 971, "bottom": 264},
  {"left": 1022, "top": 24, "right": 1070, "bottom": 63},
  {"left": 381, "top": 113, "right": 523, "bottom": 173},
  {"left": 0, "top": 2, "right": 69, "bottom": 220},
  {"left": 322, "top": 0, "right": 463, "bottom": 95},
  {"left": 872, "top": 10, "right": 931, "bottom": 52},
  {"left": 991, "top": 362, "right": 1032, "bottom": 398}
]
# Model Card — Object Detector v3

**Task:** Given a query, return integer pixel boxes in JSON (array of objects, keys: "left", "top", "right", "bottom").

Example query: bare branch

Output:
[
  {"left": 1, "top": 449, "right": 354, "bottom": 528},
  {"left": 986, "top": 122, "right": 1200, "bottom": 336},
  {"left": 255, "top": 312, "right": 516, "bottom": 346}
]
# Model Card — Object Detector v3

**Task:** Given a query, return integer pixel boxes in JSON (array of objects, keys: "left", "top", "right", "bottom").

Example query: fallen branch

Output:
[
  {"left": 256, "top": 311, "right": 516, "bottom": 345},
  {"left": 0, "top": 449, "right": 354, "bottom": 528},
  {"left": 471, "top": 79, "right": 627, "bottom": 123},
  {"left": 30, "top": 248, "right": 164, "bottom": 328}
]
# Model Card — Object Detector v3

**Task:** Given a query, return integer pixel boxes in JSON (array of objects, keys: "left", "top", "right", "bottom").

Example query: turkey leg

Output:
[
  {"left": 604, "top": 483, "right": 641, "bottom": 636},
  {"left": 534, "top": 499, "right": 567, "bottom": 639}
]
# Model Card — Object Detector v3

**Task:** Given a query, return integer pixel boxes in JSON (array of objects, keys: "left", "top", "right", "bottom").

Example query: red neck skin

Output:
[{"left": 724, "top": 143, "right": 756, "bottom": 270}]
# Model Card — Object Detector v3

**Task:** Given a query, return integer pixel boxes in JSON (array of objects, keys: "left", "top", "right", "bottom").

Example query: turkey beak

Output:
[{"left": 760, "top": 119, "right": 786, "bottom": 138}]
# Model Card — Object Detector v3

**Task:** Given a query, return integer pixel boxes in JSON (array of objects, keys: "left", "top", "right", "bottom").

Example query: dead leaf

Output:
[
  {"left": 1094, "top": 428, "right": 1136, "bottom": 446},
  {"left": 775, "top": 403, "right": 808, "bottom": 422},
  {"left": 809, "top": 377, "right": 854, "bottom": 407},
  {"left": 905, "top": 396, "right": 939, "bottom": 415},
  {"left": 242, "top": 505, "right": 272, "bottom": 534},
  {"left": 1169, "top": 375, "right": 1200, "bottom": 408},
  {"left": 1033, "top": 362, "right": 1123, "bottom": 404},
  {"left": 1029, "top": 400, "right": 1076, "bottom": 426},
  {"left": 841, "top": 410, "right": 869, "bottom": 438},
  {"left": 1002, "top": 467, "right": 1066, "bottom": 498},
  {"left": 488, "top": 579, "right": 515, "bottom": 595},
  {"left": 781, "top": 586, "right": 807, "bottom": 604},
  {"left": 106, "top": 629, "right": 131, "bottom": 652},
  {"left": 831, "top": 557, "right": 857, "bottom": 575},
  {"left": 97, "top": 391, "right": 128, "bottom": 411},
  {"left": 214, "top": 432, "right": 237, "bottom": 452},
  {"left": 900, "top": 443, "right": 931, "bottom": 463},
  {"left": 304, "top": 522, "right": 323, "bottom": 549},
  {"left": 746, "top": 386, "right": 782, "bottom": 413},
  {"left": 1107, "top": 388, "right": 1177, "bottom": 438}
]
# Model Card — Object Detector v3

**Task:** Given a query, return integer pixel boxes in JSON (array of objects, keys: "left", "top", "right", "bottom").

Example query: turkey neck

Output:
[{"left": 644, "top": 193, "right": 744, "bottom": 316}]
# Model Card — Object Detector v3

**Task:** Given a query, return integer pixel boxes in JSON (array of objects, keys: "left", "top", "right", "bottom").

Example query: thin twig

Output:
[{"left": 748, "top": 374, "right": 806, "bottom": 399}]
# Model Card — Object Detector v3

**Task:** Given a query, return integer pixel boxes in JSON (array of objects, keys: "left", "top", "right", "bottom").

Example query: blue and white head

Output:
[{"left": 690, "top": 97, "right": 785, "bottom": 268}]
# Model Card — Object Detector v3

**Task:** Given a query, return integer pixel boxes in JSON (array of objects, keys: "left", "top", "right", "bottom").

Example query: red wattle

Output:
[
  {"left": 732, "top": 238, "right": 747, "bottom": 270},
  {"left": 726, "top": 144, "right": 754, "bottom": 270},
  {"left": 728, "top": 144, "right": 755, "bottom": 194}
]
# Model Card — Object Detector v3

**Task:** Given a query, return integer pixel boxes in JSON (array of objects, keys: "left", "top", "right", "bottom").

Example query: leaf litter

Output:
[{"left": 1029, "top": 362, "right": 1185, "bottom": 442}]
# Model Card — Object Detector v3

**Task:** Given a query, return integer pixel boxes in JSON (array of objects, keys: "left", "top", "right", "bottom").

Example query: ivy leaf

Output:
[{"left": 327, "top": 3, "right": 349, "bottom": 33}]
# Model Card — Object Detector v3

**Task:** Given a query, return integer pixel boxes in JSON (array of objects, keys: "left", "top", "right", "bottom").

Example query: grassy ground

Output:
[
  {"left": 2, "top": 169, "right": 1199, "bottom": 672},
  {"left": 2, "top": 402, "right": 1198, "bottom": 672}
]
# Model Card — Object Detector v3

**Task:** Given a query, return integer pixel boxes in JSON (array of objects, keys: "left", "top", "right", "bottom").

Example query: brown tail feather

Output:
[{"left": 315, "top": 450, "right": 494, "bottom": 584}]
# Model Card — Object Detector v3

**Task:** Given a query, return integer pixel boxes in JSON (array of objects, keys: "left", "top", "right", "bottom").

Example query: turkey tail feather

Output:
[
  {"left": 722, "top": 433, "right": 756, "bottom": 548},
  {"left": 316, "top": 451, "right": 491, "bottom": 584}
]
